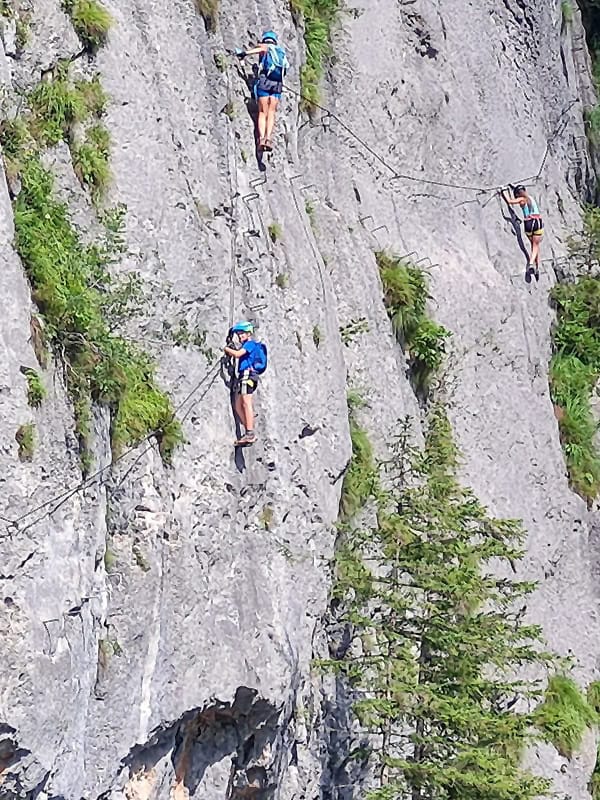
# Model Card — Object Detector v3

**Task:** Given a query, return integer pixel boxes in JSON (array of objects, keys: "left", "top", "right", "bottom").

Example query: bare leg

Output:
[
  {"left": 265, "top": 97, "right": 279, "bottom": 141},
  {"left": 233, "top": 393, "right": 245, "bottom": 430},
  {"left": 257, "top": 97, "right": 269, "bottom": 144},
  {"left": 531, "top": 236, "right": 541, "bottom": 267},
  {"left": 240, "top": 394, "right": 254, "bottom": 432}
]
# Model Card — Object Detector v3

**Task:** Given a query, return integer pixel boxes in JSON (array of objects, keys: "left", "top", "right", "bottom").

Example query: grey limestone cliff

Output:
[{"left": 0, "top": 0, "right": 599, "bottom": 797}]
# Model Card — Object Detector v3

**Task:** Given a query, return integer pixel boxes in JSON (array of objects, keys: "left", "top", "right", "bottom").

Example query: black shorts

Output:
[
  {"left": 234, "top": 370, "right": 258, "bottom": 396},
  {"left": 524, "top": 217, "right": 544, "bottom": 237}
]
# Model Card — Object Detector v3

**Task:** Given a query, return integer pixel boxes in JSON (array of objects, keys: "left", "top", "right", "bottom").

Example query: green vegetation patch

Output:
[
  {"left": 291, "top": 0, "right": 341, "bottom": 109},
  {"left": 16, "top": 422, "right": 35, "bottom": 461},
  {"left": 26, "top": 66, "right": 107, "bottom": 148},
  {"left": 195, "top": 0, "right": 219, "bottom": 32},
  {"left": 268, "top": 221, "right": 283, "bottom": 243},
  {"left": 28, "top": 67, "right": 88, "bottom": 146},
  {"left": 534, "top": 674, "right": 597, "bottom": 758},
  {"left": 72, "top": 123, "right": 111, "bottom": 202},
  {"left": 22, "top": 367, "right": 46, "bottom": 407},
  {"left": 562, "top": 1, "right": 574, "bottom": 25},
  {"left": 376, "top": 250, "right": 450, "bottom": 396},
  {"left": 14, "top": 155, "right": 182, "bottom": 469},
  {"left": 327, "top": 405, "right": 555, "bottom": 799},
  {"left": 550, "top": 265, "right": 600, "bottom": 501},
  {"left": 63, "top": 0, "right": 112, "bottom": 50},
  {"left": 588, "top": 680, "right": 600, "bottom": 713},
  {"left": 591, "top": 744, "right": 600, "bottom": 800},
  {"left": 339, "top": 393, "right": 377, "bottom": 522}
]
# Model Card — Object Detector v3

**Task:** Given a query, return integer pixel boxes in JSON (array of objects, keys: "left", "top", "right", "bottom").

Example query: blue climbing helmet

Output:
[
  {"left": 231, "top": 320, "right": 254, "bottom": 333},
  {"left": 260, "top": 31, "right": 288, "bottom": 80}
]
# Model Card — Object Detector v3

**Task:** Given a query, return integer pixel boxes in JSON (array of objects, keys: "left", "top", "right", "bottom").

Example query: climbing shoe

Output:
[
  {"left": 263, "top": 139, "right": 273, "bottom": 152},
  {"left": 258, "top": 138, "right": 267, "bottom": 150}
]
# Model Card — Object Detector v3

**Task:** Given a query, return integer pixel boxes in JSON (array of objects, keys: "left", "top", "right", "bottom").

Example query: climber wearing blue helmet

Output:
[
  {"left": 224, "top": 321, "right": 268, "bottom": 446},
  {"left": 236, "top": 30, "right": 289, "bottom": 152}
]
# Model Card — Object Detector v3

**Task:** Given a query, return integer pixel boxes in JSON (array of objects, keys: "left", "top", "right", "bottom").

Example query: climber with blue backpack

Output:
[
  {"left": 224, "top": 321, "right": 268, "bottom": 446},
  {"left": 236, "top": 31, "right": 288, "bottom": 152}
]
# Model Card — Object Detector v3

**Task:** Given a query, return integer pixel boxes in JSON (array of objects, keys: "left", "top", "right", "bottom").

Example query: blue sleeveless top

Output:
[{"left": 522, "top": 196, "right": 540, "bottom": 217}]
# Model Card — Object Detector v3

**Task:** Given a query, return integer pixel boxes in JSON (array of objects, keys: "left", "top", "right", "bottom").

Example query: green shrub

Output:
[
  {"left": 15, "top": 422, "right": 35, "bottom": 461},
  {"left": 312, "top": 324, "right": 321, "bottom": 348},
  {"left": 23, "top": 368, "right": 46, "bottom": 407},
  {"left": 14, "top": 155, "right": 182, "bottom": 469},
  {"left": 534, "top": 674, "right": 597, "bottom": 758},
  {"left": 550, "top": 273, "right": 600, "bottom": 500},
  {"left": 64, "top": 0, "right": 112, "bottom": 50},
  {"left": 73, "top": 124, "right": 110, "bottom": 201},
  {"left": 376, "top": 250, "right": 450, "bottom": 395}
]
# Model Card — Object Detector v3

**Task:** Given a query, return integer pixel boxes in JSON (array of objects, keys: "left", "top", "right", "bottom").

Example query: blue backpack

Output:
[
  {"left": 262, "top": 45, "right": 288, "bottom": 81},
  {"left": 251, "top": 342, "right": 268, "bottom": 375}
]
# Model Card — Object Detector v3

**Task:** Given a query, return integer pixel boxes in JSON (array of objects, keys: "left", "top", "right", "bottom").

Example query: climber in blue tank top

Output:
[
  {"left": 236, "top": 31, "right": 289, "bottom": 152},
  {"left": 501, "top": 185, "right": 544, "bottom": 280}
]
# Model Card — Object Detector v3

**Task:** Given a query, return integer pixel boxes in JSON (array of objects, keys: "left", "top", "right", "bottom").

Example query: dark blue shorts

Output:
[{"left": 255, "top": 74, "right": 283, "bottom": 100}]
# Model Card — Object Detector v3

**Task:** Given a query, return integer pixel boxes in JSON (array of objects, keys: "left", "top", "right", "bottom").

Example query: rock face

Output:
[{"left": 0, "top": 0, "right": 599, "bottom": 797}]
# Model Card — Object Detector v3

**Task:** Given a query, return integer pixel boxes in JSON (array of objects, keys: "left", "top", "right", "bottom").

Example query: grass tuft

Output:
[
  {"left": 15, "top": 422, "right": 35, "bottom": 461},
  {"left": 22, "top": 367, "right": 46, "bottom": 407},
  {"left": 292, "top": 0, "right": 341, "bottom": 110},
  {"left": 534, "top": 674, "right": 597, "bottom": 758},
  {"left": 63, "top": 0, "right": 112, "bottom": 50},
  {"left": 72, "top": 124, "right": 111, "bottom": 202},
  {"left": 376, "top": 250, "right": 450, "bottom": 396},
  {"left": 28, "top": 69, "right": 89, "bottom": 146}
]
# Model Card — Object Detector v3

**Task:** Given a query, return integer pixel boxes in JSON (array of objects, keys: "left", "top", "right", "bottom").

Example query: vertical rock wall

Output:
[{"left": 0, "top": 0, "right": 599, "bottom": 797}]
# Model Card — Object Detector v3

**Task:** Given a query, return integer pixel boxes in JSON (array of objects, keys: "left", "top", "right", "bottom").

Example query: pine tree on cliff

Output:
[{"left": 330, "top": 408, "right": 552, "bottom": 800}]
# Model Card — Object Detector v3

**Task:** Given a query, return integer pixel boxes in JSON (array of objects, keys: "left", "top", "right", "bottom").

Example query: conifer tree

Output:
[{"left": 330, "top": 408, "right": 553, "bottom": 800}]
